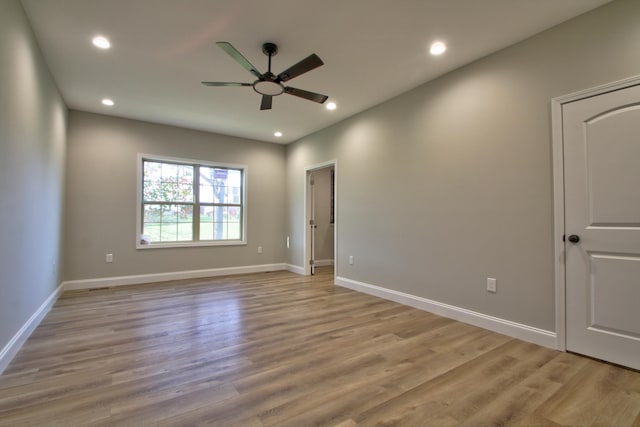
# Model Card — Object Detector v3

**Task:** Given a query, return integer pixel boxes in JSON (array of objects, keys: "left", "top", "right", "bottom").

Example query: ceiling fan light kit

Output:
[
  {"left": 253, "top": 80, "right": 284, "bottom": 96},
  {"left": 202, "top": 41, "right": 328, "bottom": 110}
]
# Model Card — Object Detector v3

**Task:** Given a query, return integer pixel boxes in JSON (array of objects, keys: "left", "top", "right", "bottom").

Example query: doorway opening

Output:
[{"left": 304, "top": 161, "right": 337, "bottom": 277}]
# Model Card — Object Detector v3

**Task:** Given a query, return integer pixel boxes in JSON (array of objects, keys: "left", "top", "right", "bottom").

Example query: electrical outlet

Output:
[
  {"left": 349, "top": 255, "right": 354, "bottom": 265},
  {"left": 487, "top": 278, "right": 497, "bottom": 293},
  {"left": 258, "top": 246, "right": 263, "bottom": 254},
  {"left": 106, "top": 253, "right": 113, "bottom": 263}
]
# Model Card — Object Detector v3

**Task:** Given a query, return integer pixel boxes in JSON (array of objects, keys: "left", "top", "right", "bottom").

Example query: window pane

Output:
[
  {"left": 199, "top": 206, "right": 212, "bottom": 240},
  {"left": 162, "top": 205, "right": 177, "bottom": 222},
  {"left": 200, "top": 206, "right": 213, "bottom": 222},
  {"left": 227, "top": 169, "right": 242, "bottom": 204},
  {"left": 143, "top": 203, "right": 192, "bottom": 242},
  {"left": 212, "top": 222, "right": 226, "bottom": 239},
  {"left": 177, "top": 205, "right": 192, "bottom": 223},
  {"left": 161, "top": 163, "right": 178, "bottom": 182},
  {"left": 200, "top": 184, "right": 214, "bottom": 203},
  {"left": 199, "top": 222, "right": 213, "bottom": 240},
  {"left": 176, "top": 164, "right": 193, "bottom": 201},
  {"left": 212, "top": 206, "right": 226, "bottom": 239},
  {"left": 143, "top": 204, "right": 162, "bottom": 223},
  {"left": 199, "top": 166, "right": 213, "bottom": 181},
  {"left": 230, "top": 186, "right": 241, "bottom": 204},
  {"left": 160, "top": 223, "right": 177, "bottom": 241},
  {"left": 176, "top": 184, "right": 193, "bottom": 202},
  {"left": 199, "top": 167, "right": 242, "bottom": 204},
  {"left": 227, "top": 206, "right": 241, "bottom": 240},
  {"left": 143, "top": 161, "right": 193, "bottom": 202},
  {"left": 228, "top": 206, "right": 241, "bottom": 222},
  {"left": 177, "top": 223, "right": 192, "bottom": 241},
  {"left": 144, "top": 162, "right": 162, "bottom": 181},
  {"left": 213, "top": 169, "right": 228, "bottom": 204},
  {"left": 197, "top": 205, "right": 242, "bottom": 241},
  {"left": 216, "top": 183, "right": 241, "bottom": 204},
  {"left": 227, "top": 222, "right": 241, "bottom": 240},
  {"left": 177, "top": 165, "right": 193, "bottom": 184},
  {"left": 143, "top": 223, "right": 161, "bottom": 242},
  {"left": 143, "top": 180, "right": 162, "bottom": 201}
]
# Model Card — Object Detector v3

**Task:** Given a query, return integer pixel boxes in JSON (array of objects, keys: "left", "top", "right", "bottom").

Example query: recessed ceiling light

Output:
[
  {"left": 430, "top": 41, "right": 447, "bottom": 56},
  {"left": 92, "top": 36, "right": 111, "bottom": 49},
  {"left": 326, "top": 102, "right": 337, "bottom": 110},
  {"left": 101, "top": 98, "right": 114, "bottom": 106},
  {"left": 274, "top": 131, "right": 283, "bottom": 137}
]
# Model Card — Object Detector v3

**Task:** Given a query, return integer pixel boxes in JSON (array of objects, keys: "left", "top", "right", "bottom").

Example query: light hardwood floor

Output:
[{"left": 1, "top": 267, "right": 639, "bottom": 426}]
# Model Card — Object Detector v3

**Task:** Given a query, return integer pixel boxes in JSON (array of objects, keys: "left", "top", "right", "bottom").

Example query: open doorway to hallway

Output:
[{"left": 305, "top": 161, "right": 336, "bottom": 277}]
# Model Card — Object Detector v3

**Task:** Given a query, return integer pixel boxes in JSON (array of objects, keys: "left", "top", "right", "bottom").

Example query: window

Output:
[{"left": 137, "top": 154, "right": 246, "bottom": 248}]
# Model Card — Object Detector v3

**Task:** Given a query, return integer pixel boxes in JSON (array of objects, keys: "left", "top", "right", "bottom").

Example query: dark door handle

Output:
[{"left": 568, "top": 234, "right": 580, "bottom": 243}]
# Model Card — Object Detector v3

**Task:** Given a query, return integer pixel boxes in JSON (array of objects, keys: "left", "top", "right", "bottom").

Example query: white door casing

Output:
[
  {"left": 304, "top": 160, "right": 337, "bottom": 277},
  {"left": 310, "top": 172, "right": 316, "bottom": 275},
  {"left": 561, "top": 82, "right": 640, "bottom": 370}
]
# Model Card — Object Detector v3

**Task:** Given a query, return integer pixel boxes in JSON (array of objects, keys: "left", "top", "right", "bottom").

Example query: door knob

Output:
[{"left": 568, "top": 234, "right": 580, "bottom": 243}]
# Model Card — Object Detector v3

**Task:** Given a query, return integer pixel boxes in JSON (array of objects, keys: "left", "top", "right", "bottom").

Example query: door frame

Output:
[
  {"left": 551, "top": 74, "right": 640, "bottom": 351},
  {"left": 304, "top": 160, "right": 338, "bottom": 276}
]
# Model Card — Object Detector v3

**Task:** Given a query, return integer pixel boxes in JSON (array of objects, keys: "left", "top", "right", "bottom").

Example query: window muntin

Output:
[{"left": 139, "top": 156, "right": 246, "bottom": 247}]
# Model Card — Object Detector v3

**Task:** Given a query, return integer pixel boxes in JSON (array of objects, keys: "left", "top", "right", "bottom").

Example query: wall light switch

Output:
[
  {"left": 258, "top": 246, "right": 263, "bottom": 254},
  {"left": 349, "top": 255, "right": 354, "bottom": 265},
  {"left": 106, "top": 253, "right": 113, "bottom": 263},
  {"left": 487, "top": 278, "right": 497, "bottom": 293}
]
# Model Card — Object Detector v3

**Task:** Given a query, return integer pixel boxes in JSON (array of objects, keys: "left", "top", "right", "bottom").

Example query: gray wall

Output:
[
  {"left": 65, "top": 111, "right": 286, "bottom": 281},
  {"left": 312, "top": 167, "right": 334, "bottom": 262},
  {"left": 285, "top": 0, "right": 640, "bottom": 332},
  {"left": 0, "top": 0, "right": 67, "bottom": 354}
]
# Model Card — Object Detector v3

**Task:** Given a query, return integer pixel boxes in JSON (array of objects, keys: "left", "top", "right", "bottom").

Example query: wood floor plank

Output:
[
  {"left": 1, "top": 267, "right": 640, "bottom": 426},
  {"left": 537, "top": 360, "right": 640, "bottom": 426}
]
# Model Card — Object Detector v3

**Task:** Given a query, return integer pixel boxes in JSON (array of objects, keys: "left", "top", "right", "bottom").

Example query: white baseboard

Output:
[
  {"left": 286, "top": 264, "right": 306, "bottom": 275},
  {"left": 63, "top": 263, "right": 289, "bottom": 291},
  {"left": 335, "top": 276, "right": 557, "bottom": 349},
  {"left": 314, "top": 259, "right": 334, "bottom": 267},
  {"left": 0, "top": 282, "right": 64, "bottom": 374}
]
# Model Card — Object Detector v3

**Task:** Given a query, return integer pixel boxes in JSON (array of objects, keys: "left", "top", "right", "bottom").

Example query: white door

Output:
[{"left": 563, "top": 83, "right": 640, "bottom": 370}]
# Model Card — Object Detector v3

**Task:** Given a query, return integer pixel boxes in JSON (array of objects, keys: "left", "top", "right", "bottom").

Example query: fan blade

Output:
[
  {"left": 260, "top": 95, "right": 273, "bottom": 110},
  {"left": 201, "top": 82, "right": 252, "bottom": 87},
  {"left": 284, "top": 87, "right": 328, "bottom": 104},
  {"left": 276, "top": 54, "right": 324, "bottom": 83},
  {"left": 216, "top": 42, "right": 263, "bottom": 79}
]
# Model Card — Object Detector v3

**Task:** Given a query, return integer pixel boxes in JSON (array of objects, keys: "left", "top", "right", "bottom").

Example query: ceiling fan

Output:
[{"left": 202, "top": 42, "right": 329, "bottom": 111}]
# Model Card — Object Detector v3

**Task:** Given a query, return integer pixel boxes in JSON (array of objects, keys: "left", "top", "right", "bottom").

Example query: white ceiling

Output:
[{"left": 21, "top": 0, "right": 611, "bottom": 144}]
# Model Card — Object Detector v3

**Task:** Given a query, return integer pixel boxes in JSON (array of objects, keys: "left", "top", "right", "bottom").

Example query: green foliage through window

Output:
[{"left": 141, "top": 158, "right": 244, "bottom": 244}]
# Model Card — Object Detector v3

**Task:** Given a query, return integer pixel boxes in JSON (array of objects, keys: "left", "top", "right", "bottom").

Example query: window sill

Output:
[{"left": 136, "top": 240, "right": 247, "bottom": 250}]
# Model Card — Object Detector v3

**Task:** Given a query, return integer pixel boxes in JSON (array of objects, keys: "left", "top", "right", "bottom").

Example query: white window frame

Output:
[{"left": 136, "top": 153, "right": 248, "bottom": 249}]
